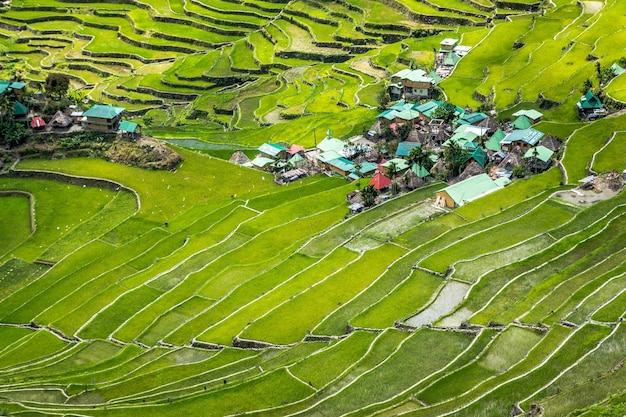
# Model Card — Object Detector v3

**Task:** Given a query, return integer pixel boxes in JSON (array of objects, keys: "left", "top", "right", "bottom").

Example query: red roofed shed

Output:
[
  {"left": 369, "top": 172, "right": 391, "bottom": 190},
  {"left": 31, "top": 116, "right": 46, "bottom": 129}
]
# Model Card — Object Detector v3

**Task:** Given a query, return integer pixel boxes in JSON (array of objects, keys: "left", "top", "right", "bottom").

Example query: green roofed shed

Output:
[
  {"left": 411, "top": 163, "right": 430, "bottom": 178},
  {"left": 13, "top": 101, "right": 27, "bottom": 117},
  {"left": 524, "top": 145, "right": 554, "bottom": 163},
  {"left": 443, "top": 53, "right": 460, "bottom": 66},
  {"left": 436, "top": 173, "right": 500, "bottom": 208},
  {"left": 118, "top": 120, "right": 138, "bottom": 133},
  {"left": 577, "top": 91, "right": 603, "bottom": 110},
  {"left": 485, "top": 129, "right": 505, "bottom": 152},
  {"left": 511, "top": 115, "right": 532, "bottom": 130},
  {"left": 289, "top": 153, "right": 305, "bottom": 167}
]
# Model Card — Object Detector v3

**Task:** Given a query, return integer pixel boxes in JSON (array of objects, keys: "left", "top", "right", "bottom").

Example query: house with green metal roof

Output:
[
  {"left": 396, "top": 142, "right": 421, "bottom": 158},
  {"left": 82, "top": 104, "right": 125, "bottom": 131},
  {"left": 258, "top": 142, "right": 287, "bottom": 159},
  {"left": 500, "top": 128, "right": 545, "bottom": 152},
  {"left": 457, "top": 112, "right": 487, "bottom": 126},
  {"left": 0, "top": 80, "right": 26, "bottom": 97},
  {"left": 443, "top": 52, "right": 461, "bottom": 67},
  {"left": 435, "top": 173, "right": 501, "bottom": 208},
  {"left": 317, "top": 136, "right": 346, "bottom": 154},
  {"left": 512, "top": 109, "right": 543, "bottom": 123},
  {"left": 327, "top": 157, "right": 355, "bottom": 177},
  {"left": 250, "top": 156, "right": 275, "bottom": 171},
  {"left": 461, "top": 147, "right": 489, "bottom": 168},
  {"left": 288, "top": 153, "right": 306, "bottom": 168},
  {"left": 485, "top": 129, "right": 505, "bottom": 152},
  {"left": 524, "top": 146, "right": 554, "bottom": 171},
  {"left": 577, "top": 90, "right": 607, "bottom": 120},
  {"left": 511, "top": 114, "right": 532, "bottom": 130},
  {"left": 389, "top": 69, "right": 435, "bottom": 100}
]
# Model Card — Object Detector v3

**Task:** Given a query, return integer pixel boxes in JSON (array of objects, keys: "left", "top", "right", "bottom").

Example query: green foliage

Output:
[
  {"left": 361, "top": 184, "right": 379, "bottom": 206},
  {"left": 44, "top": 73, "right": 70, "bottom": 100}
]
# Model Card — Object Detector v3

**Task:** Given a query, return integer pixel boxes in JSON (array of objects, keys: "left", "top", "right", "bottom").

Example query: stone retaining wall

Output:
[
  {"left": 0, "top": 190, "right": 35, "bottom": 233},
  {"left": 6, "top": 169, "right": 140, "bottom": 212}
]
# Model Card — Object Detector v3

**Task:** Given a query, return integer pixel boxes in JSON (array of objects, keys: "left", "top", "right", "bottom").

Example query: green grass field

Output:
[{"left": 0, "top": 0, "right": 626, "bottom": 415}]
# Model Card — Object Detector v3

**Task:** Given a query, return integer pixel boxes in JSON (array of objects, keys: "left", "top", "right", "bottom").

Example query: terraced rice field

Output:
[
  {"left": 1, "top": 111, "right": 626, "bottom": 415},
  {"left": 2, "top": 0, "right": 619, "bottom": 145},
  {"left": 2, "top": 0, "right": 626, "bottom": 415}
]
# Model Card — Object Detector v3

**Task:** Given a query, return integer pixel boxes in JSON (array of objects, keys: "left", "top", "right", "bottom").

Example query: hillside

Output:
[{"left": 0, "top": 0, "right": 626, "bottom": 416}]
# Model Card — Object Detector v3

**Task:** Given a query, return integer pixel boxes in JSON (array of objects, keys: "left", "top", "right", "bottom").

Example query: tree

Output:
[
  {"left": 0, "top": 94, "right": 28, "bottom": 148},
  {"left": 443, "top": 141, "right": 467, "bottom": 178},
  {"left": 143, "top": 116, "right": 154, "bottom": 128},
  {"left": 433, "top": 102, "right": 457, "bottom": 124},
  {"left": 45, "top": 73, "right": 71, "bottom": 100},
  {"left": 361, "top": 185, "right": 378, "bottom": 207},
  {"left": 580, "top": 78, "right": 593, "bottom": 95},
  {"left": 353, "top": 162, "right": 362, "bottom": 187},
  {"left": 384, "top": 161, "right": 399, "bottom": 180},
  {"left": 531, "top": 146, "right": 540, "bottom": 174},
  {"left": 407, "top": 146, "right": 434, "bottom": 172},
  {"left": 67, "top": 88, "right": 87, "bottom": 106}
]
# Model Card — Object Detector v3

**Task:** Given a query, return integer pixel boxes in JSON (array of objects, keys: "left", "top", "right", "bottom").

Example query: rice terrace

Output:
[{"left": 1, "top": 0, "right": 626, "bottom": 415}]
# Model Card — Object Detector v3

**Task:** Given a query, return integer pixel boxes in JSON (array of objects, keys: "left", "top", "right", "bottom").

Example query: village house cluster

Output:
[
  {"left": 232, "top": 96, "right": 562, "bottom": 210},
  {"left": 0, "top": 80, "right": 141, "bottom": 139}
]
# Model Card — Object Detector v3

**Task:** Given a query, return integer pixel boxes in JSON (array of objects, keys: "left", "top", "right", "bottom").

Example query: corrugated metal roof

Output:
[
  {"left": 83, "top": 104, "right": 125, "bottom": 119},
  {"left": 524, "top": 146, "right": 554, "bottom": 162},
  {"left": 441, "top": 173, "right": 500, "bottom": 207}
]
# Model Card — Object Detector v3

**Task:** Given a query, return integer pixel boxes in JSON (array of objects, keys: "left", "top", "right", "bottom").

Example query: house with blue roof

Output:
[
  {"left": 82, "top": 104, "right": 125, "bottom": 131},
  {"left": 396, "top": 142, "right": 421, "bottom": 159},
  {"left": 500, "top": 128, "right": 545, "bottom": 152}
]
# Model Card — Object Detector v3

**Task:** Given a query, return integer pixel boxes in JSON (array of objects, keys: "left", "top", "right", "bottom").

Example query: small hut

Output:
[
  {"left": 539, "top": 135, "right": 561, "bottom": 153},
  {"left": 369, "top": 172, "right": 392, "bottom": 190},
  {"left": 229, "top": 151, "right": 251, "bottom": 165},
  {"left": 458, "top": 160, "right": 486, "bottom": 181},
  {"left": 30, "top": 116, "right": 46, "bottom": 129},
  {"left": 407, "top": 128, "right": 420, "bottom": 143},
  {"left": 50, "top": 110, "right": 73, "bottom": 128},
  {"left": 430, "top": 158, "right": 446, "bottom": 176},
  {"left": 498, "top": 149, "right": 524, "bottom": 171}
]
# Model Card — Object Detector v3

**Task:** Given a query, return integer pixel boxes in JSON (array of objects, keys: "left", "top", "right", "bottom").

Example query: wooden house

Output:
[{"left": 82, "top": 105, "right": 125, "bottom": 131}]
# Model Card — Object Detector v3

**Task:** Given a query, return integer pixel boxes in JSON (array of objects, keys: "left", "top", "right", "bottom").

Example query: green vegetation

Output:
[{"left": 0, "top": 0, "right": 626, "bottom": 415}]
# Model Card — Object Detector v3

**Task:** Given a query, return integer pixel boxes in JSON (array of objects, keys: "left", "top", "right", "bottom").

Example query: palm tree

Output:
[
  {"left": 444, "top": 141, "right": 467, "bottom": 178},
  {"left": 361, "top": 185, "right": 378, "bottom": 207},
  {"left": 353, "top": 162, "right": 363, "bottom": 188},
  {"left": 407, "top": 146, "right": 434, "bottom": 172},
  {"left": 384, "top": 161, "right": 398, "bottom": 180}
]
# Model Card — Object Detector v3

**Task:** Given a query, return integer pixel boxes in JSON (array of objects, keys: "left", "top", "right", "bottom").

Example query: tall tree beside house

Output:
[
  {"left": 45, "top": 73, "right": 71, "bottom": 100},
  {"left": 0, "top": 94, "right": 28, "bottom": 148},
  {"left": 433, "top": 102, "right": 457, "bottom": 124},
  {"left": 407, "top": 146, "right": 433, "bottom": 171},
  {"left": 361, "top": 185, "right": 379, "bottom": 207},
  {"left": 443, "top": 141, "right": 467, "bottom": 178},
  {"left": 384, "top": 161, "right": 399, "bottom": 180},
  {"left": 531, "top": 146, "right": 539, "bottom": 174},
  {"left": 353, "top": 162, "right": 363, "bottom": 187}
]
